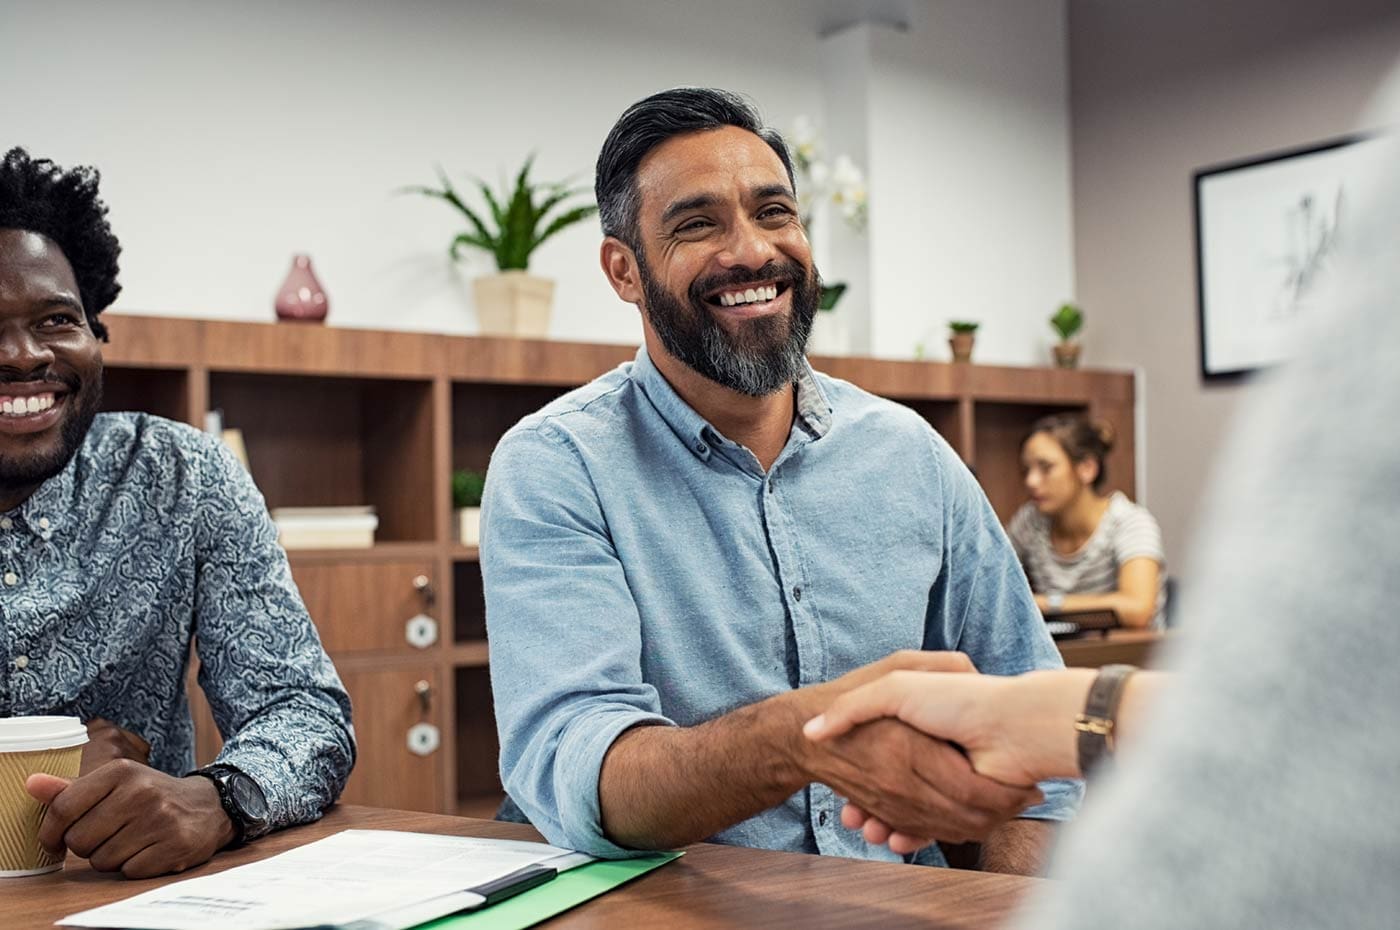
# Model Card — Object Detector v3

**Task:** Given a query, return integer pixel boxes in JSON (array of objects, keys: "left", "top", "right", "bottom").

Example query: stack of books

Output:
[{"left": 272, "top": 506, "right": 378, "bottom": 550}]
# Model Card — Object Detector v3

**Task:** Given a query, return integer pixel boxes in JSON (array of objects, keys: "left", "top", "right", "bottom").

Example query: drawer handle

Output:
[
  {"left": 413, "top": 574, "right": 436, "bottom": 606},
  {"left": 414, "top": 679, "right": 433, "bottom": 712}
]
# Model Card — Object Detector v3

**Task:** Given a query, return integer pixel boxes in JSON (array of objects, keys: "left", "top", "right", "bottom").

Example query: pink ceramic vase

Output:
[{"left": 274, "top": 254, "right": 329, "bottom": 323}]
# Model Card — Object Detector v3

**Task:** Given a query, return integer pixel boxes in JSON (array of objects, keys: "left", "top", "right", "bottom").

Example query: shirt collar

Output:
[
  {"left": 8, "top": 452, "right": 76, "bottom": 541},
  {"left": 630, "top": 346, "right": 834, "bottom": 462}
]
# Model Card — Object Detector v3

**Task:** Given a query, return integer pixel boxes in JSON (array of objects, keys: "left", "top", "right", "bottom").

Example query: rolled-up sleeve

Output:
[
  {"left": 482, "top": 424, "right": 673, "bottom": 857},
  {"left": 922, "top": 430, "right": 1084, "bottom": 823}
]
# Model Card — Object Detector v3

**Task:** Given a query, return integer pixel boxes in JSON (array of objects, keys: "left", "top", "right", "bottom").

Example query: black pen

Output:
[{"left": 469, "top": 863, "right": 559, "bottom": 906}]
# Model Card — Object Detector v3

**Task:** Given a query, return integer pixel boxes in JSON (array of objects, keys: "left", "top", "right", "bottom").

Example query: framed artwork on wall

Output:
[{"left": 1193, "top": 133, "right": 1389, "bottom": 380}]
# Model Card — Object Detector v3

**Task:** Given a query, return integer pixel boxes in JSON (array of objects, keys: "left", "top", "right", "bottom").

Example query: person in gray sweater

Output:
[{"left": 805, "top": 128, "right": 1400, "bottom": 928}]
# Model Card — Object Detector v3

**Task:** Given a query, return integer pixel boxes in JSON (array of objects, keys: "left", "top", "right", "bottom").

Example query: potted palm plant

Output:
[
  {"left": 1050, "top": 303, "right": 1084, "bottom": 369},
  {"left": 402, "top": 158, "right": 598, "bottom": 337},
  {"left": 452, "top": 468, "right": 486, "bottom": 546},
  {"left": 948, "top": 321, "right": 979, "bottom": 363}
]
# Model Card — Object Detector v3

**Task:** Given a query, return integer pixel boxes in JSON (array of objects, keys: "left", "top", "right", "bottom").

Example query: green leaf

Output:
[
  {"left": 451, "top": 469, "right": 487, "bottom": 509},
  {"left": 450, "top": 232, "right": 495, "bottom": 260},
  {"left": 1049, "top": 303, "right": 1083, "bottom": 341},
  {"left": 531, "top": 204, "right": 600, "bottom": 251},
  {"left": 477, "top": 179, "right": 507, "bottom": 232}
]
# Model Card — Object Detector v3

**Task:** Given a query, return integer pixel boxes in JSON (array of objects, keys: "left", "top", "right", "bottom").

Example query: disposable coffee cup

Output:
[{"left": 0, "top": 716, "right": 87, "bottom": 877}]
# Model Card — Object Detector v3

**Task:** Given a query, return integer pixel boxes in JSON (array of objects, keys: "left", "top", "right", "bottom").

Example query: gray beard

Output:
[{"left": 639, "top": 257, "right": 819, "bottom": 397}]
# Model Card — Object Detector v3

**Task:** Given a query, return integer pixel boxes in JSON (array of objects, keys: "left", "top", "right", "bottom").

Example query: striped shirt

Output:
[{"left": 1006, "top": 492, "right": 1165, "bottom": 626}]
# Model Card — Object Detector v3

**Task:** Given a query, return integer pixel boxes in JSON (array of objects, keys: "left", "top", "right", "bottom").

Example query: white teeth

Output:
[
  {"left": 717, "top": 286, "right": 782, "bottom": 307},
  {"left": 0, "top": 393, "right": 56, "bottom": 416}
]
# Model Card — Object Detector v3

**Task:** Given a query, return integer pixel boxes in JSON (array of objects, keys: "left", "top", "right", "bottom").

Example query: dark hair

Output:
[
  {"left": 595, "top": 87, "right": 796, "bottom": 250},
  {"left": 1027, "top": 413, "right": 1116, "bottom": 491},
  {"left": 0, "top": 147, "right": 121, "bottom": 341}
]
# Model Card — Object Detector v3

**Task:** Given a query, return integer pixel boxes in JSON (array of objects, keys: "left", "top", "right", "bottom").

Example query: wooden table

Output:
[
  {"left": 1057, "top": 629, "right": 1167, "bottom": 668},
  {"left": 7, "top": 806, "right": 1042, "bottom": 929}
]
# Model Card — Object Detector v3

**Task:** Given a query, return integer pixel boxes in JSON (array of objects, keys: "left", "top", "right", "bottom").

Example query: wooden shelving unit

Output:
[{"left": 101, "top": 313, "right": 1136, "bottom": 817}]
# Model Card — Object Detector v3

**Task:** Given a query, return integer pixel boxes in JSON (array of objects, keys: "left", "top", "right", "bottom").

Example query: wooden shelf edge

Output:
[{"left": 451, "top": 545, "right": 480, "bottom": 562}]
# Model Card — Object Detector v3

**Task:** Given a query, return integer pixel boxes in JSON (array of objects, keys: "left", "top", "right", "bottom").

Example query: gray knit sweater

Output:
[{"left": 1017, "top": 143, "right": 1400, "bottom": 929}]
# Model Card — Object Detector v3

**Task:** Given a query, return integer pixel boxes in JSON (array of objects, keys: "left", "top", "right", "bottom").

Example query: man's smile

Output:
[{"left": 0, "top": 386, "right": 68, "bottom": 434}]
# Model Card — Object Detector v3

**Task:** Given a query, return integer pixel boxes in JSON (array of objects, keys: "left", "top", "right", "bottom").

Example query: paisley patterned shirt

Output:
[{"left": 0, "top": 412, "right": 355, "bottom": 831}]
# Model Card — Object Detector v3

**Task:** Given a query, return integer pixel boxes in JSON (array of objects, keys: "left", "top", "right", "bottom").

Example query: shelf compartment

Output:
[
  {"left": 454, "top": 561, "right": 487, "bottom": 642},
  {"left": 210, "top": 372, "right": 435, "bottom": 542},
  {"left": 454, "top": 667, "right": 502, "bottom": 800},
  {"left": 102, "top": 366, "right": 192, "bottom": 425},
  {"left": 451, "top": 382, "right": 567, "bottom": 477}
]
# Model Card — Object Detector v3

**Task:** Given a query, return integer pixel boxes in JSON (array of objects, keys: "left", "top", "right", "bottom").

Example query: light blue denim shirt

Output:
[{"left": 482, "top": 348, "right": 1080, "bottom": 864}]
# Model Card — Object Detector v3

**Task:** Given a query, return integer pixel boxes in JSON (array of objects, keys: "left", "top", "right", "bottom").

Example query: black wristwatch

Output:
[{"left": 187, "top": 763, "right": 271, "bottom": 847}]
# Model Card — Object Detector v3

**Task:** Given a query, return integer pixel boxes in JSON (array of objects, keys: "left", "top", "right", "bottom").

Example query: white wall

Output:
[
  {"left": 864, "top": 0, "right": 1075, "bottom": 363},
  {"left": 2, "top": 0, "right": 1075, "bottom": 364}
]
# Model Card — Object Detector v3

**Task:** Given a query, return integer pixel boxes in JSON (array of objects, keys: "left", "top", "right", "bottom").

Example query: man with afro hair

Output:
[{"left": 0, "top": 148, "right": 354, "bottom": 878}]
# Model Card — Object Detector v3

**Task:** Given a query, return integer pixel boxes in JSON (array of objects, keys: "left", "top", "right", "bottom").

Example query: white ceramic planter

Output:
[
  {"left": 473, "top": 271, "right": 555, "bottom": 338},
  {"left": 456, "top": 507, "right": 482, "bottom": 546}
]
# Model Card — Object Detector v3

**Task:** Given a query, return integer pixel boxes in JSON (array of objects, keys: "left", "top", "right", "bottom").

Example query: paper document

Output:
[{"left": 59, "top": 830, "right": 594, "bottom": 930}]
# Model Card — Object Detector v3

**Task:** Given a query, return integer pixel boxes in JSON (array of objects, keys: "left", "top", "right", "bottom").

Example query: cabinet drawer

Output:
[
  {"left": 337, "top": 664, "right": 444, "bottom": 812},
  {"left": 291, "top": 560, "right": 440, "bottom": 654}
]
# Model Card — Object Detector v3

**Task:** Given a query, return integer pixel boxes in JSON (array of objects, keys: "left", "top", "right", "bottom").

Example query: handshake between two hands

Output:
[{"left": 795, "top": 651, "right": 1075, "bottom": 856}]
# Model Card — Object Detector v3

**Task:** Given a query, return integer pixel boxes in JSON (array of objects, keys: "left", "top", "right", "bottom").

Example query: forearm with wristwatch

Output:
[
  {"left": 1006, "top": 665, "right": 1160, "bottom": 782},
  {"left": 186, "top": 763, "right": 272, "bottom": 847}
]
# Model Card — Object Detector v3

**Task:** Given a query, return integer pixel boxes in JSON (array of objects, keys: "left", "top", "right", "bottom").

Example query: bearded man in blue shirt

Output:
[
  {"left": 482, "top": 88, "right": 1080, "bottom": 874},
  {"left": 0, "top": 148, "right": 354, "bottom": 878}
]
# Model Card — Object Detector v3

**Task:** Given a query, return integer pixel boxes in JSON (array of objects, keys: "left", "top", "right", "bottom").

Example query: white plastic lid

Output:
[{"left": 0, "top": 716, "right": 89, "bottom": 753}]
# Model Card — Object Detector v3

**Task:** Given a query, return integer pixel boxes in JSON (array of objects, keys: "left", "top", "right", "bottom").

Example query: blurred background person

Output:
[{"left": 1009, "top": 414, "right": 1165, "bottom": 628}]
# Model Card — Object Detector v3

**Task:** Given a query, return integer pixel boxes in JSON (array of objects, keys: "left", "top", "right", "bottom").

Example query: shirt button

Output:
[
  {"left": 818, "top": 811, "right": 828, "bottom": 826},
  {"left": 792, "top": 586, "right": 802, "bottom": 602},
  {"left": 0, "top": 517, "right": 11, "bottom": 529},
  {"left": 38, "top": 517, "right": 50, "bottom": 529},
  {"left": 3, "top": 571, "right": 17, "bottom": 586},
  {"left": 13, "top": 655, "right": 29, "bottom": 669},
  {"left": 695, "top": 442, "right": 708, "bottom": 454}
]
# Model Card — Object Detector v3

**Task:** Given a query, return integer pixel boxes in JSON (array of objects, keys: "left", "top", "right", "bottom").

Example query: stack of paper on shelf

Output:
[{"left": 272, "top": 506, "right": 378, "bottom": 550}]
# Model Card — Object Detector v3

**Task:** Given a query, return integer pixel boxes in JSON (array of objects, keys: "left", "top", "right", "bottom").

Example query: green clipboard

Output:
[{"left": 415, "top": 852, "right": 681, "bottom": 930}]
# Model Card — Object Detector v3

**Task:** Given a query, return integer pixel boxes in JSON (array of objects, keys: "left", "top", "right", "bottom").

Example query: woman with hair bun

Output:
[{"left": 1007, "top": 413, "right": 1165, "bottom": 628}]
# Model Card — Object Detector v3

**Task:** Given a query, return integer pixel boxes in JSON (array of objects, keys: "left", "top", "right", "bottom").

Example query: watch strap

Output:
[
  {"left": 1074, "top": 664, "right": 1136, "bottom": 775},
  {"left": 189, "top": 763, "right": 264, "bottom": 847}
]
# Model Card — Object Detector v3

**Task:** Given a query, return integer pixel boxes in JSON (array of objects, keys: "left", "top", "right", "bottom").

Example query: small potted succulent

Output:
[
  {"left": 1050, "top": 303, "right": 1084, "bottom": 369},
  {"left": 402, "top": 157, "right": 598, "bottom": 338},
  {"left": 452, "top": 468, "right": 487, "bottom": 546},
  {"left": 948, "top": 321, "right": 979, "bottom": 363}
]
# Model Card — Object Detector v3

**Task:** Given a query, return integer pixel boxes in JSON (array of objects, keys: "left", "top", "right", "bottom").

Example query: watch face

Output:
[{"left": 229, "top": 772, "right": 270, "bottom": 822}]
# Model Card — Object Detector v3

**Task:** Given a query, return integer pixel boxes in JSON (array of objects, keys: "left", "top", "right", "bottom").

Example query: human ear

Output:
[
  {"left": 1076, "top": 458, "right": 1100, "bottom": 488},
  {"left": 600, "top": 237, "right": 643, "bottom": 305}
]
